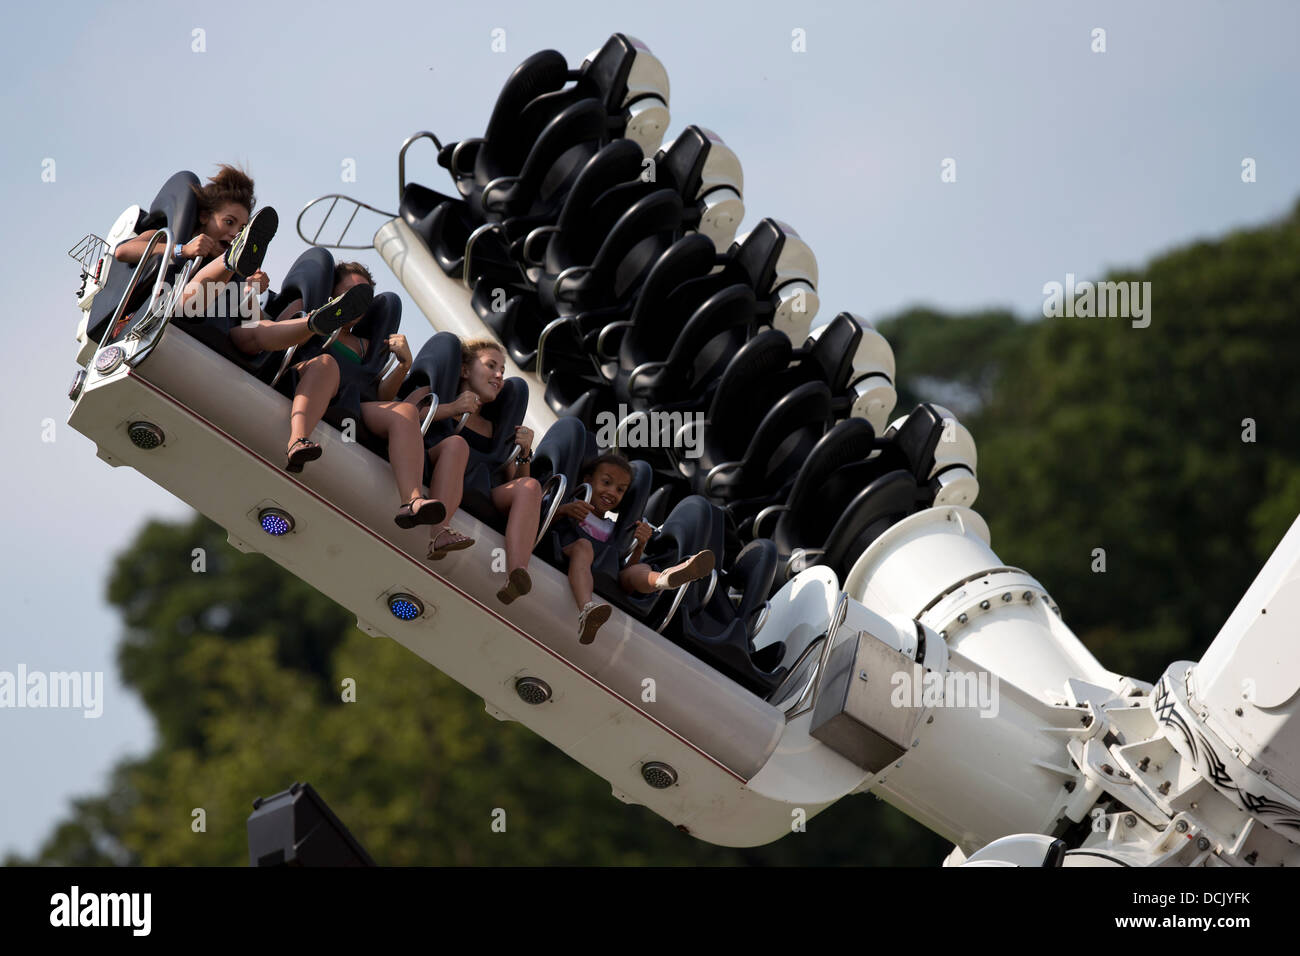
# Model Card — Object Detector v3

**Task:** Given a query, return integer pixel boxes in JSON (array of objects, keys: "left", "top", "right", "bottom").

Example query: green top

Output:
[{"left": 329, "top": 337, "right": 364, "bottom": 364}]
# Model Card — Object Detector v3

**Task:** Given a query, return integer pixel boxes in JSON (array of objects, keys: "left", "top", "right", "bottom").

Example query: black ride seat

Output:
[
  {"left": 408, "top": 333, "right": 530, "bottom": 528},
  {"left": 656, "top": 495, "right": 785, "bottom": 695},
  {"left": 87, "top": 170, "right": 200, "bottom": 345}
]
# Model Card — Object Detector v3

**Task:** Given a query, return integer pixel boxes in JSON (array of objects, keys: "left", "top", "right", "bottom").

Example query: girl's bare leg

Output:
[
  {"left": 230, "top": 297, "right": 314, "bottom": 355},
  {"left": 361, "top": 401, "right": 426, "bottom": 504},
  {"left": 288, "top": 354, "right": 338, "bottom": 449},
  {"left": 619, "top": 563, "right": 660, "bottom": 593},
  {"left": 563, "top": 539, "right": 595, "bottom": 609},
  {"left": 427, "top": 435, "right": 469, "bottom": 520},
  {"left": 490, "top": 477, "right": 542, "bottom": 572}
]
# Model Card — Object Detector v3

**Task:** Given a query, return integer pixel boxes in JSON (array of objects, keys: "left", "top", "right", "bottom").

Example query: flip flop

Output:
[
  {"left": 224, "top": 206, "right": 279, "bottom": 278},
  {"left": 307, "top": 282, "right": 374, "bottom": 337}
]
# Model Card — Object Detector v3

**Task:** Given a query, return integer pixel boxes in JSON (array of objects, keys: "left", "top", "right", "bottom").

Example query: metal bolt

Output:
[
  {"left": 939, "top": 630, "right": 948, "bottom": 639},
  {"left": 1138, "top": 757, "right": 1150, "bottom": 772},
  {"left": 1124, "top": 814, "right": 1138, "bottom": 827},
  {"left": 1176, "top": 820, "right": 1188, "bottom": 833},
  {"left": 1022, "top": 591, "right": 1034, "bottom": 602},
  {"left": 1158, "top": 781, "right": 1172, "bottom": 795},
  {"left": 1196, "top": 836, "right": 1210, "bottom": 851},
  {"left": 1235, "top": 707, "right": 1243, "bottom": 716},
  {"left": 1002, "top": 592, "right": 1012, "bottom": 602},
  {"left": 957, "top": 613, "right": 968, "bottom": 624},
  {"left": 926, "top": 715, "right": 934, "bottom": 724},
  {"left": 1119, "top": 770, "right": 1131, "bottom": 779},
  {"left": 1101, "top": 764, "right": 1114, "bottom": 775},
  {"left": 979, "top": 600, "right": 990, "bottom": 610},
  {"left": 858, "top": 670, "right": 869, "bottom": 682},
  {"left": 912, "top": 739, "right": 919, "bottom": 748}
]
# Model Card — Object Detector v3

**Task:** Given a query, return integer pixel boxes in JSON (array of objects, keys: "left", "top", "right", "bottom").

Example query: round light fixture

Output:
[
  {"left": 258, "top": 508, "right": 294, "bottom": 536},
  {"left": 127, "top": 421, "right": 164, "bottom": 450},
  {"left": 68, "top": 369, "right": 87, "bottom": 401},
  {"left": 388, "top": 594, "right": 423, "bottom": 621},
  {"left": 514, "top": 677, "right": 552, "bottom": 705},
  {"left": 94, "top": 346, "right": 125, "bottom": 374},
  {"left": 641, "top": 761, "right": 678, "bottom": 789}
]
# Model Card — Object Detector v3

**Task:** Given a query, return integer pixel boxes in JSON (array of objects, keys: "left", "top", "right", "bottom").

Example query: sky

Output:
[{"left": 2, "top": 0, "right": 1298, "bottom": 860}]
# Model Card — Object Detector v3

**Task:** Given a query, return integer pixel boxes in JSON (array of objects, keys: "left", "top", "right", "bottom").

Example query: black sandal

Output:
[
  {"left": 285, "top": 437, "right": 322, "bottom": 473},
  {"left": 394, "top": 496, "right": 447, "bottom": 530}
]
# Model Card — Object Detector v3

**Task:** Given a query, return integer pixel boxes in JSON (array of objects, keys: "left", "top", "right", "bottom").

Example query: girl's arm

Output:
[{"left": 377, "top": 334, "right": 412, "bottom": 402}]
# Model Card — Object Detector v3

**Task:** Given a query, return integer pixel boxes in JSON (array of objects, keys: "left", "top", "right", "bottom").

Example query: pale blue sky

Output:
[{"left": 2, "top": 0, "right": 1298, "bottom": 860}]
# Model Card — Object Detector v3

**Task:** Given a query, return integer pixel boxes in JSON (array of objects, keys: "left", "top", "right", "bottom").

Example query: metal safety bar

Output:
[
  {"left": 398, "top": 131, "right": 444, "bottom": 202},
  {"left": 783, "top": 591, "right": 849, "bottom": 720},
  {"left": 296, "top": 194, "right": 396, "bottom": 250},
  {"left": 534, "top": 473, "right": 569, "bottom": 547},
  {"left": 100, "top": 227, "right": 174, "bottom": 349},
  {"left": 462, "top": 221, "right": 505, "bottom": 290}
]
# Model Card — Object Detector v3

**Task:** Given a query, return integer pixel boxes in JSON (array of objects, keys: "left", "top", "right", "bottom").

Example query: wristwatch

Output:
[{"left": 174, "top": 243, "right": 185, "bottom": 260}]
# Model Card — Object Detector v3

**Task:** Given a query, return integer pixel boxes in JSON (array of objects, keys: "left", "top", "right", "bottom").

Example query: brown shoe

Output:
[
  {"left": 653, "top": 550, "right": 715, "bottom": 590},
  {"left": 496, "top": 567, "right": 532, "bottom": 605},
  {"left": 578, "top": 601, "right": 612, "bottom": 644}
]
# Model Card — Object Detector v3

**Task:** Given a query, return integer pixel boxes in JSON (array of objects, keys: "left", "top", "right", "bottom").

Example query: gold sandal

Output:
[{"left": 426, "top": 526, "right": 475, "bottom": 561}]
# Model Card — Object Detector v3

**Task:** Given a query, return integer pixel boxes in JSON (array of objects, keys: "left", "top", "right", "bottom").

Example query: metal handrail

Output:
[
  {"left": 480, "top": 174, "right": 521, "bottom": 214},
  {"left": 626, "top": 360, "right": 668, "bottom": 398},
  {"left": 271, "top": 343, "right": 299, "bottom": 387},
  {"left": 462, "top": 221, "right": 506, "bottom": 289},
  {"left": 295, "top": 194, "right": 396, "bottom": 250},
  {"left": 655, "top": 580, "right": 692, "bottom": 635},
  {"left": 785, "top": 591, "right": 848, "bottom": 720},
  {"left": 768, "top": 633, "right": 826, "bottom": 707},
  {"left": 595, "top": 319, "right": 634, "bottom": 361},
  {"left": 663, "top": 416, "right": 708, "bottom": 475},
  {"left": 750, "top": 601, "right": 771, "bottom": 638},
  {"left": 419, "top": 395, "right": 440, "bottom": 436},
  {"left": 621, "top": 521, "right": 660, "bottom": 568},
  {"left": 100, "top": 227, "right": 173, "bottom": 349},
  {"left": 703, "top": 459, "right": 743, "bottom": 497},
  {"left": 448, "top": 137, "right": 484, "bottom": 180},
  {"left": 552, "top": 263, "right": 592, "bottom": 302},
  {"left": 521, "top": 225, "right": 559, "bottom": 266},
  {"left": 398, "top": 130, "right": 444, "bottom": 201},
  {"left": 534, "top": 314, "right": 576, "bottom": 384},
  {"left": 783, "top": 547, "right": 825, "bottom": 581},
  {"left": 611, "top": 410, "right": 649, "bottom": 454},
  {"left": 533, "top": 473, "right": 569, "bottom": 547},
  {"left": 702, "top": 568, "right": 718, "bottom": 605},
  {"left": 752, "top": 504, "right": 789, "bottom": 540}
]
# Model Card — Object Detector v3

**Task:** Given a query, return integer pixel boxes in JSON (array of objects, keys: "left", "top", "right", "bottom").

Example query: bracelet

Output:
[{"left": 514, "top": 451, "right": 532, "bottom": 465}]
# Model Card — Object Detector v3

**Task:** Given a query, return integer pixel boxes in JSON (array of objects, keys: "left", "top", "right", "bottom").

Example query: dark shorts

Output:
[{"left": 553, "top": 518, "right": 617, "bottom": 568}]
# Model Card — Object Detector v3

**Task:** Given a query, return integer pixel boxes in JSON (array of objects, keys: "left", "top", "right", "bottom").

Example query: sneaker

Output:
[
  {"left": 653, "top": 550, "right": 715, "bottom": 590},
  {"left": 578, "top": 601, "right": 611, "bottom": 644},
  {"left": 496, "top": 567, "right": 532, "bottom": 605},
  {"left": 306, "top": 282, "right": 374, "bottom": 336},
  {"left": 224, "top": 206, "right": 279, "bottom": 278}
]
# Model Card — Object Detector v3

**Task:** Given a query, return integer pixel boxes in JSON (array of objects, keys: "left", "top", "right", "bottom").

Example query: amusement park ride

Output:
[{"left": 63, "top": 35, "right": 1300, "bottom": 866}]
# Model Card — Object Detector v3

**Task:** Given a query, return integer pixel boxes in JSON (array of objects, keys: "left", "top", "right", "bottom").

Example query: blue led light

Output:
[
  {"left": 389, "top": 598, "right": 420, "bottom": 621},
  {"left": 259, "top": 511, "right": 292, "bottom": 536}
]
